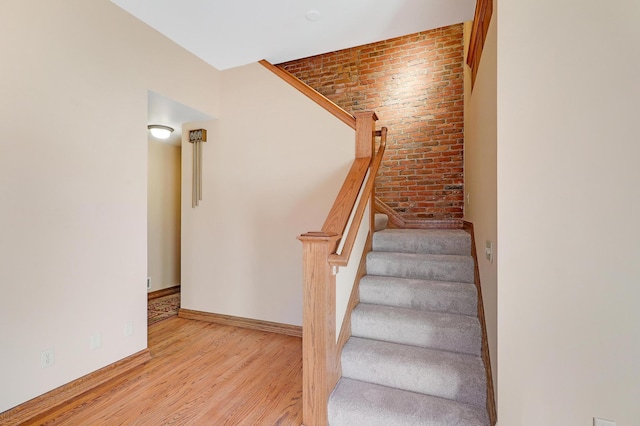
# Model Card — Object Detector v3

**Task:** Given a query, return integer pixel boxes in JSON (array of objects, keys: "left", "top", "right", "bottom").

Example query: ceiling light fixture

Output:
[
  {"left": 306, "top": 10, "right": 321, "bottom": 22},
  {"left": 147, "top": 124, "right": 174, "bottom": 139}
]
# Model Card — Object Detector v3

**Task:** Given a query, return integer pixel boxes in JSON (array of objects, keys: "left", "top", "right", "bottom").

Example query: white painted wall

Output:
[
  {"left": 497, "top": 0, "right": 640, "bottom": 424},
  {"left": 181, "top": 63, "right": 354, "bottom": 326},
  {"left": 463, "top": 9, "right": 498, "bottom": 400},
  {"left": 335, "top": 203, "right": 370, "bottom": 339},
  {"left": 147, "top": 140, "right": 181, "bottom": 292},
  {"left": 0, "top": 0, "right": 219, "bottom": 412}
]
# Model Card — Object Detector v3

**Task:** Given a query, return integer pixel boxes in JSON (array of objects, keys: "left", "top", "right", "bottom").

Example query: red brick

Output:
[{"left": 279, "top": 24, "right": 464, "bottom": 220}]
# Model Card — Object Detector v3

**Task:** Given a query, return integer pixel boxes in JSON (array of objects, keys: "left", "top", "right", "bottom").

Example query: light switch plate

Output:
[
  {"left": 594, "top": 417, "right": 616, "bottom": 426},
  {"left": 90, "top": 333, "right": 102, "bottom": 350},
  {"left": 485, "top": 240, "right": 493, "bottom": 263},
  {"left": 124, "top": 321, "right": 134, "bottom": 337}
]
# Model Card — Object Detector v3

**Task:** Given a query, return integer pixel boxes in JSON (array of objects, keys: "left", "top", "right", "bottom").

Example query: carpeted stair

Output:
[{"left": 328, "top": 216, "right": 489, "bottom": 425}]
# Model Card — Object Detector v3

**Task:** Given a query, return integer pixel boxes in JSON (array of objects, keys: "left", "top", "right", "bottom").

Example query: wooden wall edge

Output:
[
  {"left": 463, "top": 220, "right": 497, "bottom": 425},
  {"left": 374, "top": 197, "right": 463, "bottom": 229},
  {"left": 466, "top": 0, "right": 493, "bottom": 87},
  {"left": 148, "top": 285, "right": 181, "bottom": 301},
  {"left": 0, "top": 349, "right": 152, "bottom": 424},
  {"left": 258, "top": 59, "right": 356, "bottom": 130},
  {"left": 179, "top": 309, "right": 302, "bottom": 338}
]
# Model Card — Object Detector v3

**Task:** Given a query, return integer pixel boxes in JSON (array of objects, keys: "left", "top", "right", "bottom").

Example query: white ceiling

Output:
[{"left": 112, "top": 0, "right": 476, "bottom": 71}]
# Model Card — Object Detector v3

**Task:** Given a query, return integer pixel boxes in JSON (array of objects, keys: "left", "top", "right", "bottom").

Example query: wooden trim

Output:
[
  {"left": 178, "top": 309, "right": 302, "bottom": 338},
  {"left": 259, "top": 59, "right": 356, "bottom": 129},
  {"left": 0, "top": 349, "right": 151, "bottom": 424},
  {"left": 298, "top": 232, "right": 341, "bottom": 426},
  {"left": 463, "top": 221, "right": 497, "bottom": 425},
  {"left": 374, "top": 197, "right": 463, "bottom": 229},
  {"left": 147, "top": 285, "right": 180, "bottom": 301},
  {"left": 466, "top": 0, "right": 493, "bottom": 87}
]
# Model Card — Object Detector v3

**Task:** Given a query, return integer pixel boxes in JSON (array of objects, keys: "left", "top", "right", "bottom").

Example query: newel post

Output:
[
  {"left": 298, "top": 231, "right": 340, "bottom": 426},
  {"left": 355, "top": 111, "right": 379, "bottom": 236},
  {"left": 354, "top": 111, "right": 378, "bottom": 159}
]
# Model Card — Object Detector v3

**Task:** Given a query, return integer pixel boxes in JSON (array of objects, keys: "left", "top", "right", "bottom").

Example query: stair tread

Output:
[
  {"left": 329, "top": 378, "right": 490, "bottom": 426},
  {"left": 370, "top": 251, "right": 473, "bottom": 262},
  {"left": 367, "top": 251, "right": 474, "bottom": 283},
  {"left": 342, "top": 337, "right": 486, "bottom": 407},
  {"left": 360, "top": 275, "right": 477, "bottom": 316},
  {"left": 373, "top": 228, "right": 470, "bottom": 255},
  {"left": 352, "top": 303, "right": 482, "bottom": 356},
  {"left": 330, "top": 227, "right": 490, "bottom": 424}
]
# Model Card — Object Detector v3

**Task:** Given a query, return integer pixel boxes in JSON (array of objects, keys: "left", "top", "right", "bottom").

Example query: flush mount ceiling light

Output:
[
  {"left": 305, "top": 10, "right": 321, "bottom": 22},
  {"left": 147, "top": 124, "right": 174, "bottom": 139}
]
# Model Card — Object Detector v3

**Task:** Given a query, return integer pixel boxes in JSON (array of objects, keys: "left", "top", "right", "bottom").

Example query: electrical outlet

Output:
[
  {"left": 124, "top": 321, "right": 134, "bottom": 337},
  {"left": 41, "top": 349, "right": 55, "bottom": 368},
  {"left": 594, "top": 418, "right": 615, "bottom": 426},
  {"left": 466, "top": 193, "right": 470, "bottom": 206},
  {"left": 90, "top": 333, "right": 102, "bottom": 350}
]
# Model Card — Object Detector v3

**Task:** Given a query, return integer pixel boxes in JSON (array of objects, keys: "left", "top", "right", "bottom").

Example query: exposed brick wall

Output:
[{"left": 278, "top": 24, "right": 464, "bottom": 220}]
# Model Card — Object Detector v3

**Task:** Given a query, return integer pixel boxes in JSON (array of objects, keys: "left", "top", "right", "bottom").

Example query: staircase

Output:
[{"left": 328, "top": 217, "right": 490, "bottom": 425}]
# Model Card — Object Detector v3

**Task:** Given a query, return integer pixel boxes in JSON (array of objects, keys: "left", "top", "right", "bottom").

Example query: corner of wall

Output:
[{"left": 462, "top": 8, "right": 497, "bottom": 408}]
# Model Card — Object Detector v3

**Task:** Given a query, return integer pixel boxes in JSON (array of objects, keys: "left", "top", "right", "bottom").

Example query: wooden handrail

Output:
[
  {"left": 321, "top": 158, "right": 370, "bottom": 241},
  {"left": 374, "top": 197, "right": 464, "bottom": 229},
  {"left": 328, "top": 128, "right": 386, "bottom": 267},
  {"left": 298, "top": 111, "right": 385, "bottom": 426},
  {"left": 259, "top": 60, "right": 356, "bottom": 129}
]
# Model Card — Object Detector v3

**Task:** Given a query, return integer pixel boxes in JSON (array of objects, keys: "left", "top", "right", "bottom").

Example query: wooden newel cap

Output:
[
  {"left": 297, "top": 231, "right": 340, "bottom": 242},
  {"left": 353, "top": 111, "right": 378, "bottom": 122}
]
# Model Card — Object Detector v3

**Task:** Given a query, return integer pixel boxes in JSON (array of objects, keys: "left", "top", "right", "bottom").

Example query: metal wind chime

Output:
[{"left": 189, "top": 128, "right": 207, "bottom": 207}]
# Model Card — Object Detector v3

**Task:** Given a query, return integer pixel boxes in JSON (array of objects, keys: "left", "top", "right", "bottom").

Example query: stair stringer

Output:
[{"left": 463, "top": 221, "right": 497, "bottom": 425}]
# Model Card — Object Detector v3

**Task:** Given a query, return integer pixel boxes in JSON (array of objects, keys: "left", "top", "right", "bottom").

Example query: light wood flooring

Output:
[{"left": 32, "top": 317, "right": 303, "bottom": 425}]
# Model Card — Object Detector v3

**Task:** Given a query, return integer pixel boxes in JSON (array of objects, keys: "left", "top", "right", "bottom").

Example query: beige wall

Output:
[
  {"left": 0, "top": 0, "right": 219, "bottom": 412},
  {"left": 497, "top": 0, "right": 640, "bottom": 424},
  {"left": 147, "top": 140, "right": 181, "bottom": 292},
  {"left": 463, "top": 5, "right": 498, "bottom": 403},
  {"left": 180, "top": 63, "right": 354, "bottom": 326},
  {"left": 335, "top": 203, "right": 370, "bottom": 339}
]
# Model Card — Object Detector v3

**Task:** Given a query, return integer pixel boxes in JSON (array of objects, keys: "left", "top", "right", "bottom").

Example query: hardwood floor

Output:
[{"left": 32, "top": 317, "right": 302, "bottom": 425}]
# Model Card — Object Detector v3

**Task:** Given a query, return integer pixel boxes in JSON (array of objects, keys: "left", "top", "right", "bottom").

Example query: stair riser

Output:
[
  {"left": 373, "top": 230, "right": 471, "bottom": 255},
  {"left": 360, "top": 277, "right": 477, "bottom": 316},
  {"left": 329, "top": 378, "right": 490, "bottom": 426},
  {"left": 367, "top": 253, "right": 474, "bottom": 283},
  {"left": 351, "top": 307, "right": 482, "bottom": 356},
  {"left": 341, "top": 340, "right": 486, "bottom": 407}
]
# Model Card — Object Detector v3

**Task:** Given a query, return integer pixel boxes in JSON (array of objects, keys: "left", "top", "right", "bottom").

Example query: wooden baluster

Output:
[
  {"left": 358, "top": 112, "right": 378, "bottom": 240},
  {"left": 355, "top": 111, "right": 378, "bottom": 238},
  {"left": 370, "top": 127, "right": 387, "bottom": 235},
  {"left": 298, "top": 232, "right": 340, "bottom": 426}
]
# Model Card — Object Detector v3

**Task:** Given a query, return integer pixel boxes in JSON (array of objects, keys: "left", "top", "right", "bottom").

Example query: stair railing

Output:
[{"left": 298, "top": 111, "right": 387, "bottom": 426}]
